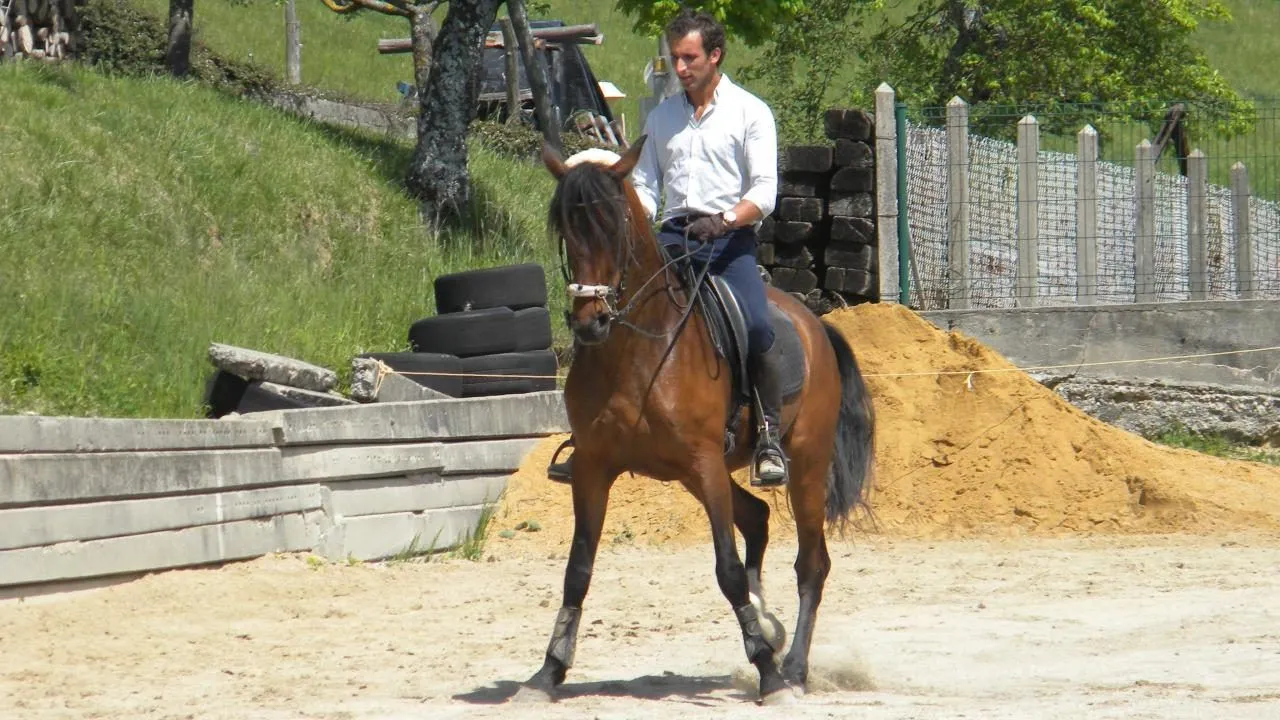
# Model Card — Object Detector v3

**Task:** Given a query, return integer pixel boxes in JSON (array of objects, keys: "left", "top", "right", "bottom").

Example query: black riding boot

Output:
[{"left": 749, "top": 340, "right": 789, "bottom": 487}]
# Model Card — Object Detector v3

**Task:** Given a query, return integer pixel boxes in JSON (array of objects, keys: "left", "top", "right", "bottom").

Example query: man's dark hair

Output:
[{"left": 664, "top": 8, "right": 726, "bottom": 66}]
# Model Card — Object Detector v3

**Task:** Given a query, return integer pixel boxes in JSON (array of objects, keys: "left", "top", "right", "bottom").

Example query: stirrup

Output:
[
  {"left": 750, "top": 428, "right": 788, "bottom": 487},
  {"left": 546, "top": 438, "right": 574, "bottom": 484}
]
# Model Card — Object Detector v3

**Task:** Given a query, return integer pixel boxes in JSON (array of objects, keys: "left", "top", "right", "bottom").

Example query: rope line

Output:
[{"left": 369, "top": 345, "right": 1280, "bottom": 383}]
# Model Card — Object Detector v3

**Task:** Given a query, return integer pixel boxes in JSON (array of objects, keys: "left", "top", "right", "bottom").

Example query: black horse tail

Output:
[{"left": 821, "top": 322, "right": 876, "bottom": 527}]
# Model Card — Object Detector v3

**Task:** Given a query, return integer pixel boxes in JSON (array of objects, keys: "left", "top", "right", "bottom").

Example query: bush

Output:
[
  {"left": 468, "top": 118, "right": 615, "bottom": 162},
  {"left": 77, "top": 0, "right": 277, "bottom": 96}
]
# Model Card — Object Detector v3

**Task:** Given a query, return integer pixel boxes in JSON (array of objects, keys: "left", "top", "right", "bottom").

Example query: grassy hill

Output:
[
  {"left": 2, "top": 0, "right": 1277, "bottom": 419},
  {"left": 0, "top": 61, "right": 558, "bottom": 418}
]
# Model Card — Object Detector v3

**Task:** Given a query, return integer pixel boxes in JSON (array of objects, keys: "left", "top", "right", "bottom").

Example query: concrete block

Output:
[
  {"left": 255, "top": 381, "right": 356, "bottom": 407},
  {"left": 436, "top": 437, "right": 542, "bottom": 475},
  {"left": 323, "top": 473, "right": 507, "bottom": 518},
  {"left": 266, "top": 390, "right": 568, "bottom": 445},
  {"left": 0, "top": 449, "right": 283, "bottom": 508},
  {"left": 280, "top": 442, "right": 443, "bottom": 482},
  {"left": 0, "top": 485, "right": 323, "bottom": 550},
  {"left": 350, "top": 358, "right": 451, "bottom": 403},
  {"left": 322, "top": 506, "right": 487, "bottom": 562},
  {"left": 0, "top": 416, "right": 276, "bottom": 454},
  {"left": 208, "top": 342, "right": 337, "bottom": 392},
  {"left": 0, "top": 512, "right": 323, "bottom": 587}
]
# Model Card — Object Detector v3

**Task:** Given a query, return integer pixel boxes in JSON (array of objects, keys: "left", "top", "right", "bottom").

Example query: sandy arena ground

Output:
[
  {"left": 3, "top": 532, "right": 1280, "bottom": 719},
  {"left": 4, "top": 304, "right": 1279, "bottom": 718}
]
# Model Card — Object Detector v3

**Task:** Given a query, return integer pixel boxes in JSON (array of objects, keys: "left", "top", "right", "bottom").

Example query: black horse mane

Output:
[{"left": 547, "top": 161, "right": 630, "bottom": 256}]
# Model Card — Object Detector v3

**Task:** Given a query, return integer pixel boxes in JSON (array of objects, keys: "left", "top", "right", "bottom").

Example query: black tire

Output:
[
  {"left": 512, "top": 306, "right": 554, "bottom": 352},
  {"left": 356, "top": 351, "right": 464, "bottom": 397},
  {"left": 408, "top": 307, "right": 519, "bottom": 358},
  {"left": 433, "top": 263, "right": 548, "bottom": 314},
  {"left": 459, "top": 349, "right": 558, "bottom": 397},
  {"left": 204, "top": 370, "right": 250, "bottom": 419}
]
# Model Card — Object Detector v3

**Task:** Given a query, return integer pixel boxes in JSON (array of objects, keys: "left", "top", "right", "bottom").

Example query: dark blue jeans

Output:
[{"left": 659, "top": 216, "right": 775, "bottom": 356}]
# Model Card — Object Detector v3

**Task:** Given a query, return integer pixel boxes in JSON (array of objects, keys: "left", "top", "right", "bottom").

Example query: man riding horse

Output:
[{"left": 548, "top": 8, "right": 789, "bottom": 486}]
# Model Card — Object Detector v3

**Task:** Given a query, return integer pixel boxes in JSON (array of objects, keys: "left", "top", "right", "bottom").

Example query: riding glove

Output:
[{"left": 685, "top": 213, "right": 727, "bottom": 242}]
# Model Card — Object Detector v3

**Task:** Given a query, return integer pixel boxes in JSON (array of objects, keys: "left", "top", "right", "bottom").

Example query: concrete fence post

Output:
[
  {"left": 1134, "top": 139, "right": 1157, "bottom": 303},
  {"left": 1016, "top": 114, "right": 1040, "bottom": 307},
  {"left": 875, "top": 82, "right": 900, "bottom": 304},
  {"left": 284, "top": 0, "right": 301, "bottom": 85},
  {"left": 946, "top": 96, "right": 970, "bottom": 309},
  {"left": 1231, "top": 161, "right": 1254, "bottom": 299},
  {"left": 1186, "top": 149, "right": 1209, "bottom": 300},
  {"left": 1076, "top": 124, "right": 1098, "bottom": 305}
]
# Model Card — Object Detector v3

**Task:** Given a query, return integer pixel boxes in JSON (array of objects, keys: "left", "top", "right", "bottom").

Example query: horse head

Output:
[{"left": 542, "top": 137, "right": 649, "bottom": 346}]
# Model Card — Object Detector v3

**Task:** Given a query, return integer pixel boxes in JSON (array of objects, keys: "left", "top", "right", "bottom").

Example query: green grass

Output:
[
  {"left": 1149, "top": 425, "right": 1280, "bottom": 467},
  {"left": 0, "top": 61, "right": 561, "bottom": 418}
]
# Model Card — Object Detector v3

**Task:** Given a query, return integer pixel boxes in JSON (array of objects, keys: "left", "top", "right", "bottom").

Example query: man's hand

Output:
[{"left": 686, "top": 213, "right": 727, "bottom": 242}]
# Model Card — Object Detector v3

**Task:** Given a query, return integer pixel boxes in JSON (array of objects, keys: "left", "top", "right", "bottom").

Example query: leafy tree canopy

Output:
[{"left": 613, "top": 0, "right": 807, "bottom": 48}]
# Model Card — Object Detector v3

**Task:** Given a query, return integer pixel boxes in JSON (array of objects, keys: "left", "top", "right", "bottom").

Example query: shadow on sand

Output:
[{"left": 453, "top": 672, "right": 746, "bottom": 706}]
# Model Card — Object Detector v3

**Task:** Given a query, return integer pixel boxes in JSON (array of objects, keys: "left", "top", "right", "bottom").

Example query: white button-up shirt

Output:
[{"left": 630, "top": 73, "right": 778, "bottom": 226}]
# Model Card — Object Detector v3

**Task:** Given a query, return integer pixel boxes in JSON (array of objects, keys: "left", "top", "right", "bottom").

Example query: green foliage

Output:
[
  {"left": 78, "top": 0, "right": 278, "bottom": 96},
  {"left": 855, "top": 0, "right": 1257, "bottom": 141},
  {"left": 612, "top": 0, "right": 807, "bottom": 48},
  {"left": 1149, "top": 425, "right": 1280, "bottom": 466},
  {"left": 736, "top": 0, "right": 879, "bottom": 144},
  {"left": 467, "top": 118, "right": 614, "bottom": 162},
  {"left": 0, "top": 62, "right": 563, "bottom": 418}
]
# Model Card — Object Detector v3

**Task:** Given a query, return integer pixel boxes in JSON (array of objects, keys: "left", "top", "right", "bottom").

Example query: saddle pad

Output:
[{"left": 767, "top": 303, "right": 806, "bottom": 402}]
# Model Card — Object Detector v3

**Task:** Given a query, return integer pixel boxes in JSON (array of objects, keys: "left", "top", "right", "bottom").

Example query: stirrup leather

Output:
[{"left": 546, "top": 437, "right": 574, "bottom": 483}]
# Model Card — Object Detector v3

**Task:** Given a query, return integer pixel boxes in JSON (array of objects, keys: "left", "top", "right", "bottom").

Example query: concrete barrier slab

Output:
[
  {"left": 0, "top": 485, "right": 323, "bottom": 550},
  {"left": 0, "top": 416, "right": 276, "bottom": 454},
  {"left": 324, "top": 473, "right": 507, "bottom": 518},
  {"left": 0, "top": 512, "right": 323, "bottom": 588},
  {"left": 266, "top": 391, "right": 567, "bottom": 446},
  {"left": 437, "top": 437, "right": 542, "bottom": 475},
  {"left": 280, "top": 442, "right": 444, "bottom": 482},
  {"left": 0, "top": 449, "right": 283, "bottom": 508},
  {"left": 321, "top": 506, "right": 486, "bottom": 562}
]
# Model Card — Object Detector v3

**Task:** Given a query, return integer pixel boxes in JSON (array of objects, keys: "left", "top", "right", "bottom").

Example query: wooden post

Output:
[
  {"left": 946, "top": 96, "right": 970, "bottom": 309},
  {"left": 1076, "top": 125, "right": 1098, "bottom": 305},
  {"left": 507, "top": 0, "right": 560, "bottom": 153},
  {"left": 1231, "top": 161, "right": 1254, "bottom": 299},
  {"left": 498, "top": 17, "right": 520, "bottom": 125},
  {"left": 284, "top": 0, "right": 301, "bottom": 86},
  {"left": 1186, "top": 149, "right": 1208, "bottom": 300},
  {"left": 1134, "top": 139, "right": 1157, "bottom": 303},
  {"left": 875, "top": 82, "right": 900, "bottom": 304},
  {"left": 1016, "top": 114, "right": 1039, "bottom": 307}
]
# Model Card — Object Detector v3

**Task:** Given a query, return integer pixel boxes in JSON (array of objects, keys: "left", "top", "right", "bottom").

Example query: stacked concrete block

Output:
[
  {"left": 758, "top": 108, "right": 880, "bottom": 312},
  {"left": 0, "top": 391, "right": 569, "bottom": 596}
]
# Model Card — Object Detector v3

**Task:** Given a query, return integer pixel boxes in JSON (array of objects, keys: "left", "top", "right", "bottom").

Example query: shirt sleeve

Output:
[
  {"left": 741, "top": 102, "right": 778, "bottom": 219},
  {"left": 629, "top": 113, "right": 661, "bottom": 223}
]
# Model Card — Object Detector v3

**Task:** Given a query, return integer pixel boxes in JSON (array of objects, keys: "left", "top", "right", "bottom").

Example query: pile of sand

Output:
[{"left": 491, "top": 303, "right": 1280, "bottom": 556}]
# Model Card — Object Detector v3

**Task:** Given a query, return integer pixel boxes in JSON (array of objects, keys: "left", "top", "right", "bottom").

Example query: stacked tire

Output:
[{"left": 399, "top": 263, "right": 558, "bottom": 398}]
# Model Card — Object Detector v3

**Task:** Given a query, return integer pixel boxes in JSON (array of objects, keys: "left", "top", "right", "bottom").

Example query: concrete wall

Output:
[
  {"left": 0, "top": 392, "right": 567, "bottom": 597},
  {"left": 919, "top": 300, "right": 1280, "bottom": 389}
]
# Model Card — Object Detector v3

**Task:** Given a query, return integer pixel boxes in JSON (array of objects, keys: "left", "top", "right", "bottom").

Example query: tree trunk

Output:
[
  {"left": 405, "top": 0, "right": 500, "bottom": 227},
  {"left": 166, "top": 0, "right": 194, "bottom": 77},
  {"left": 409, "top": 6, "right": 437, "bottom": 100},
  {"left": 507, "top": 0, "right": 560, "bottom": 153}
]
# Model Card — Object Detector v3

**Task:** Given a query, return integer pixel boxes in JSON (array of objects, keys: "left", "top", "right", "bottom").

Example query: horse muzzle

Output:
[{"left": 570, "top": 311, "right": 613, "bottom": 345}]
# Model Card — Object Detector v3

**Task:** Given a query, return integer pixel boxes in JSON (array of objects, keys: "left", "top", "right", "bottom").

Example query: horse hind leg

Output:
[
  {"left": 779, "top": 452, "right": 833, "bottom": 694},
  {"left": 732, "top": 482, "right": 786, "bottom": 654}
]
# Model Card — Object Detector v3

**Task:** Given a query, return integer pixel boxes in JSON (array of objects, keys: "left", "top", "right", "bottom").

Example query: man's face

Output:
[{"left": 669, "top": 31, "right": 720, "bottom": 94}]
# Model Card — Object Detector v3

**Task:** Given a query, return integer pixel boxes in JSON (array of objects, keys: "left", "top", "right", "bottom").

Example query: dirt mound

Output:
[{"left": 491, "top": 304, "right": 1280, "bottom": 557}]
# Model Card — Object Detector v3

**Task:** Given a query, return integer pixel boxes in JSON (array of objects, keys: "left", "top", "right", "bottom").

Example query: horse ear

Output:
[
  {"left": 608, "top": 134, "right": 647, "bottom": 180},
  {"left": 542, "top": 141, "right": 568, "bottom": 179}
]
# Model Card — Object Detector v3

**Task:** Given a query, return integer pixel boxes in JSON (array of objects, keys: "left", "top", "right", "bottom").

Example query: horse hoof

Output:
[
  {"left": 510, "top": 685, "right": 553, "bottom": 704},
  {"left": 760, "top": 686, "right": 799, "bottom": 706}
]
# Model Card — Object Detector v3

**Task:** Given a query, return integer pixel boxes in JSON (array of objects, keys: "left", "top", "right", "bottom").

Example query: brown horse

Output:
[{"left": 514, "top": 137, "right": 875, "bottom": 705}]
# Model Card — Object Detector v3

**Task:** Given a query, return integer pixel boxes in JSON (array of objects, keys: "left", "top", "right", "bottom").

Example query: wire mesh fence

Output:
[{"left": 900, "top": 99, "right": 1280, "bottom": 309}]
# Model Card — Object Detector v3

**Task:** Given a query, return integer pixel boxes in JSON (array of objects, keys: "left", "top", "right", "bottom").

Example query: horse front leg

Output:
[
  {"left": 514, "top": 455, "right": 617, "bottom": 702},
  {"left": 690, "top": 452, "right": 792, "bottom": 705}
]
